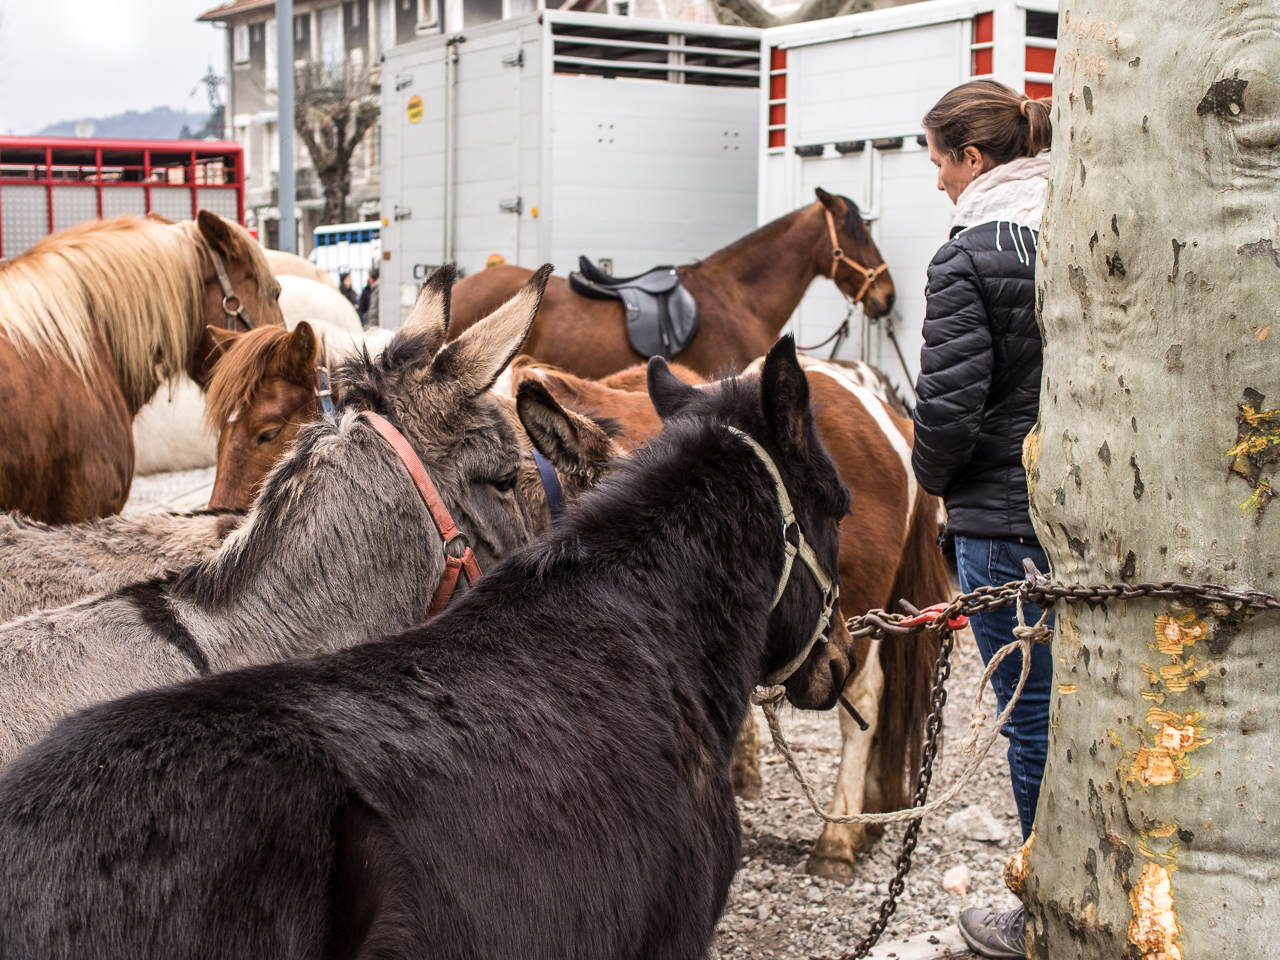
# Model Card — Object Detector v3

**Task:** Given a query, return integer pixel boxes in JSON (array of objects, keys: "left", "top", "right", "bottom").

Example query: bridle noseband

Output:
[
  {"left": 359, "top": 411, "right": 482, "bottom": 618},
  {"left": 725, "top": 426, "right": 839, "bottom": 686},
  {"left": 207, "top": 246, "right": 258, "bottom": 332},
  {"left": 824, "top": 206, "right": 888, "bottom": 308}
]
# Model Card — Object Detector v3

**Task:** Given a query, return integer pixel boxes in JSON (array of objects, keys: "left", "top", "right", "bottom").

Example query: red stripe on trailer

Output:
[
  {"left": 1025, "top": 46, "right": 1055, "bottom": 73},
  {"left": 1025, "top": 81, "right": 1053, "bottom": 100},
  {"left": 974, "top": 11, "right": 993, "bottom": 44}
]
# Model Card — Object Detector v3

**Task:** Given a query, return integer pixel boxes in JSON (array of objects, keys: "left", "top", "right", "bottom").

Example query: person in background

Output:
[
  {"left": 913, "top": 79, "right": 1053, "bottom": 960},
  {"left": 338, "top": 271, "right": 358, "bottom": 307},
  {"left": 358, "top": 266, "right": 381, "bottom": 328}
]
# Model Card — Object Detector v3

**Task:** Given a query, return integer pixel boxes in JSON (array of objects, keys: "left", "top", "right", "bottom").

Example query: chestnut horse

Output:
[
  {"left": 512, "top": 355, "right": 950, "bottom": 881},
  {"left": 0, "top": 212, "right": 283, "bottom": 524},
  {"left": 448, "top": 189, "right": 895, "bottom": 380}
]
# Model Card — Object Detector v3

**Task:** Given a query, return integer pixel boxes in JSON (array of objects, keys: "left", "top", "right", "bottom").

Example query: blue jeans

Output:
[{"left": 953, "top": 535, "right": 1054, "bottom": 842}]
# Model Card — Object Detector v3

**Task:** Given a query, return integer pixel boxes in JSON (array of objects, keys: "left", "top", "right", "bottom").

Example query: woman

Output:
[{"left": 913, "top": 79, "right": 1052, "bottom": 960}]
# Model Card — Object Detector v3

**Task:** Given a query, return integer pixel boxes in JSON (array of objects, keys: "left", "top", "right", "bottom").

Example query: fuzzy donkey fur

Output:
[
  {"left": 0, "top": 509, "right": 243, "bottom": 622},
  {"left": 0, "top": 338, "right": 853, "bottom": 960},
  {"left": 0, "top": 266, "right": 559, "bottom": 768}
]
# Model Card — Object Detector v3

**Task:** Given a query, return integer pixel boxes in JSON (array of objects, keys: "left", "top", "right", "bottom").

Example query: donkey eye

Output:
[
  {"left": 256, "top": 427, "right": 282, "bottom": 446},
  {"left": 491, "top": 473, "right": 518, "bottom": 493}
]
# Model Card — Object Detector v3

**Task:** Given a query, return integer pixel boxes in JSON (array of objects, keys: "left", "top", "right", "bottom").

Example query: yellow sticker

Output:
[{"left": 406, "top": 95, "right": 423, "bottom": 124}]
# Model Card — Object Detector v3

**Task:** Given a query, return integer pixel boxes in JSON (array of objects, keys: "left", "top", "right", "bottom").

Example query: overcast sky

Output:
[{"left": 0, "top": 0, "right": 230, "bottom": 134}]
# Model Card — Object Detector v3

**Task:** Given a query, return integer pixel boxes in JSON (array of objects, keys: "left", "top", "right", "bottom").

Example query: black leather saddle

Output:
[{"left": 568, "top": 256, "right": 701, "bottom": 361}]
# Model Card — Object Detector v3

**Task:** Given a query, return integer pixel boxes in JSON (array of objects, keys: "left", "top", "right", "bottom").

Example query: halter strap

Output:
[
  {"left": 359, "top": 411, "right": 482, "bottom": 618},
  {"left": 725, "top": 426, "right": 839, "bottom": 686},
  {"left": 315, "top": 365, "right": 336, "bottom": 421},
  {"left": 207, "top": 246, "right": 257, "bottom": 331},
  {"left": 531, "top": 449, "right": 567, "bottom": 528},
  {"left": 824, "top": 207, "right": 888, "bottom": 308}
]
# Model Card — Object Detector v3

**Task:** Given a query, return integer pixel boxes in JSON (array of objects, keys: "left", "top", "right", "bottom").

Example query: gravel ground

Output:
[{"left": 710, "top": 623, "right": 1020, "bottom": 960}]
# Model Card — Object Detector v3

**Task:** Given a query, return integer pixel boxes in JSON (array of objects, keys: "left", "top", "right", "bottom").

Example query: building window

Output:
[
  {"left": 265, "top": 18, "right": 278, "bottom": 90},
  {"left": 320, "top": 5, "right": 343, "bottom": 67},
  {"left": 379, "top": 0, "right": 393, "bottom": 51},
  {"left": 233, "top": 23, "right": 250, "bottom": 63},
  {"left": 351, "top": 1, "right": 360, "bottom": 27}
]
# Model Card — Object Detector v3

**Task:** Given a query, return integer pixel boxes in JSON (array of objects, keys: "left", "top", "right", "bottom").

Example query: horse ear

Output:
[
  {"left": 434, "top": 264, "right": 551, "bottom": 398},
  {"left": 648, "top": 357, "right": 699, "bottom": 422},
  {"left": 814, "top": 187, "right": 844, "bottom": 219},
  {"left": 760, "top": 335, "right": 812, "bottom": 455},
  {"left": 517, "top": 379, "right": 615, "bottom": 480},
  {"left": 204, "top": 325, "right": 241, "bottom": 362},
  {"left": 400, "top": 264, "right": 456, "bottom": 353},
  {"left": 196, "top": 210, "right": 242, "bottom": 261},
  {"left": 278, "top": 321, "right": 319, "bottom": 385}
]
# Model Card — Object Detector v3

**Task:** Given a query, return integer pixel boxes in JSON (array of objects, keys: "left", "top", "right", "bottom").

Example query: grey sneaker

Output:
[{"left": 957, "top": 904, "right": 1026, "bottom": 959}]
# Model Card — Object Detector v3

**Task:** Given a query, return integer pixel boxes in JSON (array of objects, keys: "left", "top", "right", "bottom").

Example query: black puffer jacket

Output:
[{"left": 912, "top": 221, "right": 1042, "bottom": 540}]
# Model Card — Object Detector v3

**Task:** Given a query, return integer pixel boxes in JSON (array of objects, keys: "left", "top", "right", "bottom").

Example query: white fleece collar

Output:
[{"left": 953, "top": 154, "right": 1050, "bottom": 233}]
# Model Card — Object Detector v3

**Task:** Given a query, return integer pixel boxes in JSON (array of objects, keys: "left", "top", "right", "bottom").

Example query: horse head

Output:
[
  {"left": 647, "top": 336, "right": 855, "bottom": 710},
  {"left": 189, "top": 211, "right": 285, "bottom": 385},
  {"left": 814, "top": 188, "right": 896, "bottom": 320}
]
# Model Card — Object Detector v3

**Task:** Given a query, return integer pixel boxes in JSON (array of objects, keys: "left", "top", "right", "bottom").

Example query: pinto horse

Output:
[
  {"left": 448, "top": 188, "right": 895, "bottom": 380},
  {"left": 0, "top": 212, "right": 283, "bottom": 524},
  {"left": 0, "top": 338, "right": 853, "bottom": 960},
  {"left": 512, "top": 354, "right": 950, "bottom": 881}
]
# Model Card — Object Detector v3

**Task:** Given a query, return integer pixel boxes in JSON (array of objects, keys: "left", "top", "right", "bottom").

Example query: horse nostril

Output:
[{"left": 883, "top": 291, "right": 896, "bottom": 314}]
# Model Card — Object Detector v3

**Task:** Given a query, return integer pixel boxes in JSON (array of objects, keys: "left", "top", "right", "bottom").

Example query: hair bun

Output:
[{"left": 1019, "top": 98, "right": 1031, "bottom": 118}]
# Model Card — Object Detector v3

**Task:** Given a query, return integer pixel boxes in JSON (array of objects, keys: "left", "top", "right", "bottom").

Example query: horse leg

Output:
[
  {"left": 807, "top": 638, "right": 883, "bottom": 882},
  {"left": 730, "top": 711, "right": 762, "bottom": 799}
]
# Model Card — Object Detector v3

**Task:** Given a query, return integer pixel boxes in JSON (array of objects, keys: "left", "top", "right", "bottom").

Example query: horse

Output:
[
  {"left": 0, "top": 338, "right": 853, "bottom": 960},
  {"left": 0, "top": 509, "right": 243, "bottom": 622},
  {"left": 132, "top": 278, "right": 364, "bottom": 477},
  {"left": 0, "top": 212, "right": 284, "bottom": 523},
  {"left": 0, "top": 266, "right": 556, "bottom": 768},
  {"left": 447, "top": 189, "right": 896, "bottom": 380},
  {"left": 511, "top": 354, "right": 949, "bottom": 881}
]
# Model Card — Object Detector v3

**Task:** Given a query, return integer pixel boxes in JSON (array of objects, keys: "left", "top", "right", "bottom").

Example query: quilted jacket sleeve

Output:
[{"left": 911, "top": 241, "right": 994, "bottom": 497}]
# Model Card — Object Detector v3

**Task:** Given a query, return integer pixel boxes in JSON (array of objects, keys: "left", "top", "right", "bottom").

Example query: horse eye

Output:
[
  {"left": 492, "top": 473, "right": 518, "bottom": 493},
  {"left": 256, "top": 427, "right": 282, "bottom": 446}
]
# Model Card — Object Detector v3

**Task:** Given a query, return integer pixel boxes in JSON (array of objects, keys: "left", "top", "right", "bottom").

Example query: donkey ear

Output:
[
  {"left": 648, "top": 357, "right": 699, "bottom": 422},
  {"left": 434, "top": 264, "right": 551, "bottom": 398},
  {"left": 760, "top": 335, "right": 812, "bottom": 455},
  {"left": 517, "top": 379, "right": 615, "bottom": 480},
  {"left": 401, "top": 264, "right": 456, "bottom": 353},
  {"left": 278, "top": 321, "right": 319, "bottom": 384}
]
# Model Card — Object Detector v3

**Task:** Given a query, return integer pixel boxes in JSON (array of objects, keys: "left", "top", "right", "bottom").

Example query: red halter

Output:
[
  {"left": 824, "top": 206, "right": 888, "bottom": 306},
  {"left": 359, "top": 411, "right": 482, "bottom": 619}
]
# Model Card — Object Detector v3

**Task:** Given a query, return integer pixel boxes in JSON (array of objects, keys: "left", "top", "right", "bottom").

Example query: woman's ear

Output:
[{"left": 963, "top": 145, "right": 985, "bottom": 178}]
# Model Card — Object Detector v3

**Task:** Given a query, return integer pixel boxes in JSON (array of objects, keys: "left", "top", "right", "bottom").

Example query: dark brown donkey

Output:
[
  {"left": 513, "top": 355, "right": 950, "bottom": 881},
  {"left": 447, "top": 189, "right": 895, "bottom": 380},
  {"left": 0, "top": 212, "right": 283, "bottom": 523}
]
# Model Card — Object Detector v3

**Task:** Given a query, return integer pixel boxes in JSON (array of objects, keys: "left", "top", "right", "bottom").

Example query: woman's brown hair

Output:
[{"left": 923, "top": 79, "right": 1052, "bottom": 166}]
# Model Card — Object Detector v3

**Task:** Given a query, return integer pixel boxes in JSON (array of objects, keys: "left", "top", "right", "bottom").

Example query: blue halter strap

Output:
[{"left": 532, "top": 449, "right": 566, "bottom": 528}]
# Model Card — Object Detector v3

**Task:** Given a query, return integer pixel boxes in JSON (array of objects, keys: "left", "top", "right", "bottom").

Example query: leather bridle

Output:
[
  {"left": 824, "top": 206, "right": 888, "bottom": 308},
  {"left": 359, "top": 411, "right": 482, "bottom": 618},
  {"left": 207, "top": 246, "right": 258, "bottom": 332},
  {"left": 726, "top": 426, "right": 839, "bottom": 686}
]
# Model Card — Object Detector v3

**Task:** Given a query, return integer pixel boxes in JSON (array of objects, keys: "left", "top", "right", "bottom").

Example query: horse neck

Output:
[{"left": 687, "top": 205, "right": 828, "bottom": 336}]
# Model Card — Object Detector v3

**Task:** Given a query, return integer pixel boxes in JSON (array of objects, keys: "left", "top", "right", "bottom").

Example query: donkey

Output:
[
  {"left": 0, "top": 509, "right": 243, "bottom": 622},
  {"left": 0, "top": 266, "right": 552, "bottom": 767},
  {"left": 0, "top": 337, "right": 852, "bottom": 960}
]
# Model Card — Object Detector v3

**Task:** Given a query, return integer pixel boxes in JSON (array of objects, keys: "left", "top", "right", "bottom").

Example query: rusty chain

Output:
[{"left": 796, "top": 565, "right": 1280, "bottom": 960}]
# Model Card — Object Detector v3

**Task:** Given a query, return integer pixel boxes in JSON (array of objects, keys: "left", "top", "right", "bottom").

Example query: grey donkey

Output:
[
  {"left": 0, "top": 510, "right": 243, "bottom": 623},
  {"left": 0, "top": 265, "right": 588, "bottom": 767}
]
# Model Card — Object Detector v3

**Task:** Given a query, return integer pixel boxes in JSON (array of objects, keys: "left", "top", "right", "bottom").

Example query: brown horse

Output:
[
  {"left": 448, "top": 189, "right": 895, "bottom": 380},
  {"left": 511, "top": 354, "right": 950, "bottom": 881},
  {"left": 0, "top": 212, "right": 283, "bottom": 524}
]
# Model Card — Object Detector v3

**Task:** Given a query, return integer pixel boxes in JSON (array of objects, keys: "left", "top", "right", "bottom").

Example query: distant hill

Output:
[{"left": 37, "top": 107, "right": 217, "bottom": 141}]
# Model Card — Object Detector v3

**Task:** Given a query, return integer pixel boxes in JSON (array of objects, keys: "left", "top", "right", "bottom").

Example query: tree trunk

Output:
[{"left": 1021, "top": 3, "right": 1280, "bottom": 957}]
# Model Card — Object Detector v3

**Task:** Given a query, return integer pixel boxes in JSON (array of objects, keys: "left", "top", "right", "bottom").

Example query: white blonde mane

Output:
[{"left": 0, "top": 216, "right": 270, "bottom": 411}]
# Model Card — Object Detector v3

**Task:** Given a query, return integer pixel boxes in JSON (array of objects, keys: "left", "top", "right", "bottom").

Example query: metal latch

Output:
[
  {"left": 499, "top": 197, "right": 523, "bottom": 215},
  {"left": 395, "top": 75, "right": 414, "bottom": 91},
  {"left": 393, "top": 205, "right": 412, "bottom": 221},
  {"left": 502, "top": 49, "right": 525, "bottom": 67}
]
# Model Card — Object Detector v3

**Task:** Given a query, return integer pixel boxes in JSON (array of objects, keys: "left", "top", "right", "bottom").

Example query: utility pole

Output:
[{"left": 276, "top": 0, "right": 296, "bottom": 253}]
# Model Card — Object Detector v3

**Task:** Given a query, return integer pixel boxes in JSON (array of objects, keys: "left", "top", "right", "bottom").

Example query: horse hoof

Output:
[{"left": 807, "top": 854, "right": 857, "bottom": 883}]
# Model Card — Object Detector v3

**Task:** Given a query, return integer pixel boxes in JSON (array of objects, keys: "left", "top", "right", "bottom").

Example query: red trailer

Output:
[{"left": 0, "top": 137, "right": 245, "bottom": 260}]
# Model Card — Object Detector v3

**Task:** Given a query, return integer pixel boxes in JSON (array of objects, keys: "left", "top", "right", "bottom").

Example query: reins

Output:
[
  {"left": 724, "top": 426, "right": 839, "bottom": 686},
  {"left": 358, "top": 411, "right": 482, "bottom": 618},
  {"left": 206, "top": 246, "right": 258, "bottom": 332}
]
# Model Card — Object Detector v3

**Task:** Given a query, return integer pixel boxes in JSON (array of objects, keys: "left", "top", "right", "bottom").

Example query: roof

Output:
[{"left": 197, "top": 0, "right": 275, "bottom": 22}]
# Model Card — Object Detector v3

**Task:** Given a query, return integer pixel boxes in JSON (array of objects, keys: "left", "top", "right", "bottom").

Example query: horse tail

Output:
[{"left": 875, "top": 489, "right": 950, "bottom": 812}]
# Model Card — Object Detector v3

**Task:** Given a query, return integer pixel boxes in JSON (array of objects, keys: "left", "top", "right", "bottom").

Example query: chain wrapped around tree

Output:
[{"left": 293, "top": 58, "right": 379, "bottom": 225}]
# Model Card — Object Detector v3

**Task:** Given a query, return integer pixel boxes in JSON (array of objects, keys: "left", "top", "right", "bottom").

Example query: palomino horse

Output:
[
  {"left": 0, "top": 339, "right": 853, "bottom": 959},
  {"left": 448, "top": 189, "right": 895, "bottom": 379},
  {"left": 0, "top": 509, "right": 243, "bottom": 622},
  {"left": 0, "top": 267, "right": 558, "bottom": 767},
  {"left": 0, "top": 212, "right": 283, "bottom": 523},
  {"left": 512, "top": 354, "right": 949, "bottom": 881}
]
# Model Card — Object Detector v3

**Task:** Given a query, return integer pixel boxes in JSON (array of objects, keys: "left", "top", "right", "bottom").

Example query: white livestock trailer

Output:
[
  {"left": 379, "top": 10, "right": 762, "bottom": 327},
  {"left": 758, "top": 0, "right": 1058, "bottom": 400}
]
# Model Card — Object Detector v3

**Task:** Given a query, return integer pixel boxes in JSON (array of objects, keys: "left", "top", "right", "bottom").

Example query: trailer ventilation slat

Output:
[{"left": 551, "top": 21, "right": 760, "bottom": 88}]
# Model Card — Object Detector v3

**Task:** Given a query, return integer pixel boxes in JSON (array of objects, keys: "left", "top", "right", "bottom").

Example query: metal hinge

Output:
[
  {"left": 502, "top": 49, "right": 525, "bottom": 67},
  {"left": 499, "top": 197, "right": 523, "bottom": 215},
  {"left": 393, "top": 205, "right": 412, "bottom": 221},
  {"left": 394, "top": 75, "right": 414, "bottom": 91}
]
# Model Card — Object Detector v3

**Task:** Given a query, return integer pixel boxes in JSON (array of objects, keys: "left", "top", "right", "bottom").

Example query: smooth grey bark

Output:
[{"left": 1020, "top": 3, "right": 1280, "bottom": 958}]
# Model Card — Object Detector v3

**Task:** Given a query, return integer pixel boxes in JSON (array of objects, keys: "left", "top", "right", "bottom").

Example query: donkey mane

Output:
[{"left": 0, "top": 215, "right": 275, "bottom": 409}]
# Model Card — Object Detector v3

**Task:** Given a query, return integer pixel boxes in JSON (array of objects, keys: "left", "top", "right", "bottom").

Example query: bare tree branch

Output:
[{"left": 293, "top": 58, "right": 380, "bottom": 225}]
